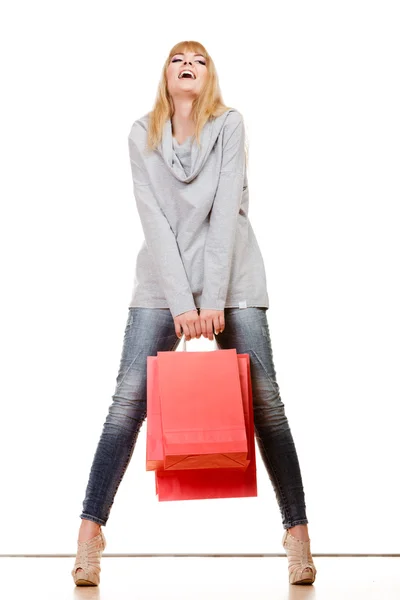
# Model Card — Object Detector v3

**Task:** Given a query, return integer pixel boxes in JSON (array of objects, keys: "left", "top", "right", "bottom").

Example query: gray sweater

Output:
[{"left": 127, "top": 108, "right": 269, "bottom": 318}]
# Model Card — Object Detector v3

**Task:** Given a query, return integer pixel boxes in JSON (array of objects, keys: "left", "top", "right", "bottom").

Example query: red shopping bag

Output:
[
  {"left": 146, "top": 347, "right": 249, "bottom": 471},
  {"left": 155, "top": 353, "right": 257, "bottom": 500}
]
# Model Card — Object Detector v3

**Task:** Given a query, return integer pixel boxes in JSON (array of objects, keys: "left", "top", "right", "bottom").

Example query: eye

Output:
[{"left": 171, "top": 58, "right": 206, "bottom": 65}]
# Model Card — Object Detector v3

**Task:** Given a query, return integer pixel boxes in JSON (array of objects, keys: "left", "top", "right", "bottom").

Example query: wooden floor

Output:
[{"left": 1, "top": 556, "right": 399, "bottom": 599}]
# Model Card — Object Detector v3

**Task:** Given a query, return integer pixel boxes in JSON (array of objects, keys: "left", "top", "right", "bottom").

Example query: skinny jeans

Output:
[{"left": 80, "top": 307, "right": 309, "bottom": 530}]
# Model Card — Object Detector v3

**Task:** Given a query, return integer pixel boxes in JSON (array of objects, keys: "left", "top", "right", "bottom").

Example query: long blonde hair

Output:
[{"left": 146, "top": 40, "right": 249, "bottom": 167}]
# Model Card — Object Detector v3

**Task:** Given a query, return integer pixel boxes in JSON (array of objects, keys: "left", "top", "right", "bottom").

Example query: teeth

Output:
[{"left": 179, "top": 70, "right": 195, "bottom": 79}]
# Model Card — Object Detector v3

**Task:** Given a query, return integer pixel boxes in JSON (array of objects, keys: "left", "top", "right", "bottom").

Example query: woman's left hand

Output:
[{"left": 199, "top": 309, "right": 225, "bottom": 340}]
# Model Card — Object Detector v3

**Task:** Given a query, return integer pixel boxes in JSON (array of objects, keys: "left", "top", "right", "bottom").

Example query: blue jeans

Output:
[{"left": 80, "top": 307, "right": 308, "bottom": 530}]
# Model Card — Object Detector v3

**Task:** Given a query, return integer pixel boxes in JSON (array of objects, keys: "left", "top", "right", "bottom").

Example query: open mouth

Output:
[{"left": 178, "top": 70, "right": 196, "bottom": 80}]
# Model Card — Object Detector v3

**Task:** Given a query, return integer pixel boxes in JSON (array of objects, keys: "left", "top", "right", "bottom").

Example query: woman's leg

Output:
[
  {"left": 216, "top": 307, "right": 309, "bottom": 532},
  {"left": 79, "top": 307, "right": 179, "bottom": 527}
]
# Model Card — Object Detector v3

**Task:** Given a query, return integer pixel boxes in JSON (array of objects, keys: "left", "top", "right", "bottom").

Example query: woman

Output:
[{"left": 72, "top": 40, "right": 317, "bottom": 587}]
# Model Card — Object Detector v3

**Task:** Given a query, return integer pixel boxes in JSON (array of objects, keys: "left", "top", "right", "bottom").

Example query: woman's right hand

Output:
[{"left": 173, "top": 309, "right": 202, "bottom": 341}]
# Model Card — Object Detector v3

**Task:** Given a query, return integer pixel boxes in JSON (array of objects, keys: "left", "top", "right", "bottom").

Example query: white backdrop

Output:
[{"left": 1, "top": 0, "right": 399, "bottom": 556}]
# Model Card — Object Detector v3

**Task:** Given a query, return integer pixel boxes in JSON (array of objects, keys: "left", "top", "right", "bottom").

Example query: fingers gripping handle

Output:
[{"left": 180, "top": 334, "right": 219, "bottom": 352}]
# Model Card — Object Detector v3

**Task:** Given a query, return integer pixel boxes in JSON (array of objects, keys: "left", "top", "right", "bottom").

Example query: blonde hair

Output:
[{"left": 146, "top": 40, "right": 248, "bottom": 167}]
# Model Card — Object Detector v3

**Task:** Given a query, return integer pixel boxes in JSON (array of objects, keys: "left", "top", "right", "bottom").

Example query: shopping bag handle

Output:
[{"left": 181, "top": 333, "right": 219, "bottom": 352}]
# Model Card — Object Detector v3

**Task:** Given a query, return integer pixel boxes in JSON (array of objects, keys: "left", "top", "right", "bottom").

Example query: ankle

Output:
[
  {"left": 287, "top": 524, "right": 310, "bottom": 542},
  {"left": 78, "top": 519, "right": 101, "bottom": 542}
]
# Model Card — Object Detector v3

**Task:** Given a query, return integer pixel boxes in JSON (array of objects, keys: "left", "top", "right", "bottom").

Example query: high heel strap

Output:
[
  {"left": 71, "top": 530, "right": 106, "bottom": 586},
  {"left": 282, "top": 530, "right": 317, "bottom": 585}
]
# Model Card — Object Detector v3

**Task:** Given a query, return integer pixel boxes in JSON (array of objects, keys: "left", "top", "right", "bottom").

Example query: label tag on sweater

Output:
[{"left": 239, "top": 300, "right": 247, "bottom": 309}]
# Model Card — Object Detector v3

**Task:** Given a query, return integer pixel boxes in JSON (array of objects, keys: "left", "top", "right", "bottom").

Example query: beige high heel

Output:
[
  {"left": 282, "top": 529, "right": 317, "bottom": 585},
  {"left": 71, "top": 529, "right": 106, "bottom": 586}
]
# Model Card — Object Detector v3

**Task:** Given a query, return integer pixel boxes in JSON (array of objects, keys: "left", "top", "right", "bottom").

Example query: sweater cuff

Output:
[
  {"left": 199, "top": 297, "right": 225, "bottom": 311},
  {"left": 170, "top": 298, "right": 198, "bottom": 319}
]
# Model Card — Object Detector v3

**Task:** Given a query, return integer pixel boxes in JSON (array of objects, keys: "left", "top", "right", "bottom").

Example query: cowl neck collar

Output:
[{"left": 157, "top": 109, "right": 236, "bottom": 184}]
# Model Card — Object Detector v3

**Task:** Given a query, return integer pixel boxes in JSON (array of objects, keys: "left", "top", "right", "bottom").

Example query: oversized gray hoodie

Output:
[{"left": 127, "top": 108, "right": 269, "bottom": 318}]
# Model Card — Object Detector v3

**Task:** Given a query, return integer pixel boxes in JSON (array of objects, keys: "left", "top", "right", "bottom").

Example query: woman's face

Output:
[{"left": 166, "top": 51, "right": 208, "bottom": 100}]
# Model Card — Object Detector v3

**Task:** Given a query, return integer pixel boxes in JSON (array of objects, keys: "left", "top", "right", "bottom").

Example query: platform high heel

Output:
[
  {"left": 71, "top": 529, "right": 106, "bottom": 586},
  {"left": 282, "top": 529, "right": 317, "bottom": 585}
]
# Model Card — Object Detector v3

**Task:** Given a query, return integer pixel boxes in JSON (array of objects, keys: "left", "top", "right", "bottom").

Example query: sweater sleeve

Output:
[
  {"left": 128, "top": 134, "right": 197, "bottom": 319},
  {"left": 199, "top": 114, "right": 246, "bottom": 311}
]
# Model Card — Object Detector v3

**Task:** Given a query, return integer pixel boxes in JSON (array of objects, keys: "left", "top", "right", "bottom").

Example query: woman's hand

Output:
[
  {"left": 173, "top": 309, "right": 225, "bottom": 341},
  {"left": 199, "top": 309, "right": 225, "bottom": 340},
  {"left": 173, "top": 310, "right": 202, "bottom": 341}
]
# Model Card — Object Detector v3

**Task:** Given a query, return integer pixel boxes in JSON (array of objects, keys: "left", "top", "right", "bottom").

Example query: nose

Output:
[{"left": 184, "top": 60, "right": 192, "bottom": 66}]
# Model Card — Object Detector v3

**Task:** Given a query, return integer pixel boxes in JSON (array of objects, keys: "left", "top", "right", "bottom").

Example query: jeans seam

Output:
[
  {"left": 254, "top": 428, "right": 291, "bottom": 525},
  {"left": 250, "top": 348, "right": 290, "bottom": 523},
  {"left": 103, "top": 431, "right": 139, "bottom": 519}
]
